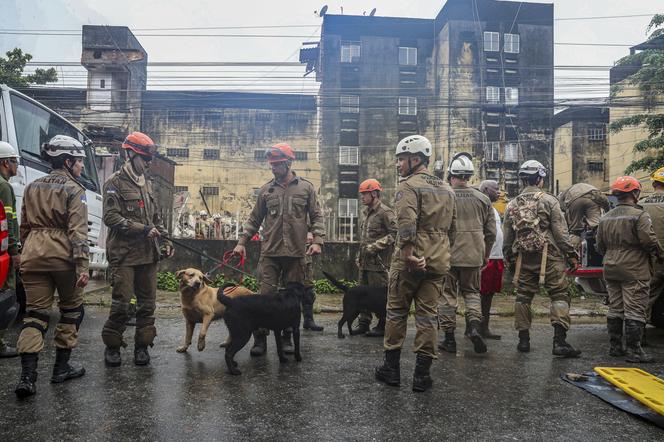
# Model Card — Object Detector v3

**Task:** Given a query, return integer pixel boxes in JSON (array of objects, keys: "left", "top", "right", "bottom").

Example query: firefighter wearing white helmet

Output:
[
  {"left": 438, "top": 152, "right": 496, "bottom": 355},
  {"left": 0, "top": 141, "right": 20, "bottom": 359},
  {"left": 376, "top": 135, "right": 456, "bottom": 393},
  {"left": 502, "top": 159, "right": 581, "bottom": 358},
  {"left": 15, "top": 135, "right": 90, "bottom": 398}
]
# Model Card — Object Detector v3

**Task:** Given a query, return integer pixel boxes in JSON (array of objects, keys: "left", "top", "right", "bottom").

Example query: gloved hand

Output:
[{"left": 365, "top": 243, "right": 378, "bottom": 255}]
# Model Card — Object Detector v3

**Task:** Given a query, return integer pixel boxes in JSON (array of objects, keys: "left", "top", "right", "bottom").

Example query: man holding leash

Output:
[{"left": 233, "top": 143, "right": 325, "bottom": 357}]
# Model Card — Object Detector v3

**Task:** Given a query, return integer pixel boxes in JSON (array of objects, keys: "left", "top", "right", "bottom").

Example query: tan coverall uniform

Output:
[
  {"left": 559, "top": 183, "right": 609, "bottom": 249},
  {"left": 101, "top": 164, "right": 170, "bottom": 349},
  {"left": 639, "top": 190, "right": 664, "bottom": 321},
  {"left": 358, "top": 201, "right": 397, "bottom": 324},
  {"left": 503, "top": 186, "right": 577, "bottom": 331},
  {"left": 17, "top": 170, "right": 89, "bottom": 353},
  {"left": 596, "top": 202, "right": 663, "bottom": 322},
  {"left": 239, "top": 172, "right": 325, "bottom": 294},
  {"left": 384, "top": 171, "right": 456, "bottom": 359},
  {"left": 438, "top": 186, "right": 496, "bottom": 331}
]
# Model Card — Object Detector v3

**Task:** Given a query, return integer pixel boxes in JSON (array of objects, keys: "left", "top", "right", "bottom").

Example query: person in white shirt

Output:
[{"left": 479, "top": 180, "right": 504, "bottom": 340}]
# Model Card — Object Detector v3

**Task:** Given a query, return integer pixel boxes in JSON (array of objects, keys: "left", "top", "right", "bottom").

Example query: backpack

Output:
[{"left": 508, "top": 192, "right": 547, "bottom": 253}]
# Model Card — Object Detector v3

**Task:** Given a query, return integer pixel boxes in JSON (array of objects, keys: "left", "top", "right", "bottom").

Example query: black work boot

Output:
[
  {"left": 104, "top": 347, "right": 122, "bottom": 367},
  {"left": 51, "top": 348, "right": 85, "bottom": 383},
  {"left": 517, "top": 330, "right": 530, "bottom": 353},
  {"left": 625, "top": 319, "right": 654, "bottom": 363},
  {"left": 468, "top": 320, "right": 488, "bottom": 354},
  {"left": 15, "top": 353, "right": 38, "bottom": 398},
  {"left": 250, "top": 332, "right": 267, "bottom": 357},
  {"left": 375, "top": 349, "right": 401, "bottom": 387},
  {"left": 552, "top": 324, "right": 582, "bottom": 358},
  {"left": 480, "top": 294, "right": 501, "bottom": 340},
  {"left": 463, "top": 316, "right": 471, "bottom": 337},
  {"left": 0, "top": 342, "right": 18, "bottom": 358},
  {"left": 607, "top": 317, "right": 625, "bottom": 357},
  {"left": 302, "top": 290, "right": 324, "bottom": 332},
  {"left": 438, "top": 331, "right": 457, "bottom": 353},
  {"left": 282, "top": 329, "right": 295, "bottom": 355},
  {"left": 412, "top": 354, "right": 433, "bottom": 393},
  {"left": 134, "top": 346, "right": 151, "bottom": 366},
  {"left": 365, "top": 325, "right": 385, "bottom": 337},
  {"left": 351, "top": 317, "right": 370, "bottom": 335}
]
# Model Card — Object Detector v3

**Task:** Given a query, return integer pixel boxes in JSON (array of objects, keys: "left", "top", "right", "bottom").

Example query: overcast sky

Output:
[{"left": 1, "top": 0, "right": 661, "bottom": 99}]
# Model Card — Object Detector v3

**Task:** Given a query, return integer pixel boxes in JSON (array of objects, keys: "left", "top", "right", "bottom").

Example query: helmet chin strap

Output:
[{"left": 64, "top": 157, "right": 75, "bottom": 176}]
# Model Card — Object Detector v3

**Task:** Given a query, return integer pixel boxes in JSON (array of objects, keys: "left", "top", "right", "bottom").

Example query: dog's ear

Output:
[
  {"left": 203, "top": 274, "right": 213, "bottom": 285},
  {"left": 175, "top": 270, "right": 186, "bottom": 280}
]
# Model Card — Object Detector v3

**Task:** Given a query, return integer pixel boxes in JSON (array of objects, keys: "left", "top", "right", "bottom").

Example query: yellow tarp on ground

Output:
[{"left": 595, "top": 367, "right": 664, "bottom": 416}]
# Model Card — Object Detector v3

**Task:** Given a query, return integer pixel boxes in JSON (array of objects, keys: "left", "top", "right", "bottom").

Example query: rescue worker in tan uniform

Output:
[
  {"left": 14, "top": 135, "right": 90, "bottom": 398},
  {"left": 503, "top": 160, "right": 581, "bottom": 357},
  {"left": 438, "top": 153, "right": 496, "bottom": 354},
  {"left": 354, "top": 178, "right": 396, "bottom": 337},
  {"left": 102, "top": 132, "right": 173, "bottom": 367},
  {"left": 597, "top": 176, "right": 662, "bottom": 363},
  {"left": 558, "top": 183, "right": 609, "bottom": 250},
  {"left": 375, "top": 135, "right": 456, "bottom": 393},
  {"left": 233, "top": 143, "right": 325, "bottom": 356},
  {"left": 639, "top": 167, "right": 664, "bottom": 333},
  {"left": 0, "top": 142, "right": 20, "bottom": 358}
]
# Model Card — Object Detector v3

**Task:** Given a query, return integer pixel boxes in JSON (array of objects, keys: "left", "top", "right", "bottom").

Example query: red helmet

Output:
[
  {"left": 610, "top": 176, "right": 641, "bottom": 195},
  {"left": 266, "top": 143, "right": 296, "bottom": 164},
  {"left": 359, "top": 179, "right": 382, "bottom": 193},
  {"left": 122, "top": 132, "right": 157, "bottom": 158}
]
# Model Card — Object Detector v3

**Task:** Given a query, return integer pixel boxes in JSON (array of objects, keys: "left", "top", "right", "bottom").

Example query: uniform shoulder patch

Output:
[{"left": 395, "top": 191, "right": 404, "bottom": 202}]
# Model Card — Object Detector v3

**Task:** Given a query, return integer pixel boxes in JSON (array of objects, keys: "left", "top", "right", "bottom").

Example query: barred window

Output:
[
  {"left": 504, "top": 142, "right": 520, "bottom": 162},
  {"left": 203, "top": 149, "right": 220, "bottom": 160},
  {"left": 200, "top": 186, "right": 219, "bottom": 196},
  {"left": 295, "top": 151, "right": 308, "bottom": 161},
  {"left": 505, "top": 87, "right": 519, "bottom": 106},
  {"left": 588, "top": 126, "right": 606, "bottom": 141},
  {"left": 588, "top": 161, "right": 604, "bottom": 172},
  {"left": 486, "top": 86, "right": 500, "bottom": 104},
  {"left": 341, "top": 43, "right": 360, "bottom": 63},
  {"left": 399, "top": 47, "right": 417, "bottom": 66},
  {"left": 338, "top": 198, "right": 358, "bottom": 218},
  {"left": 484, "top": 32, "right": 499, "bottom": 52},
  {"left": 166, "top": 148, "right": 189, "bottom": 158},
  {"left": 504, "top": 34, "right": 520, "bottom": 54},
  {"left": 339, "top": 146, "right": 359, "bottom": 165},
  {"left": 340, "top": 95, "right": 359, "bottom": 113},
  {"left": 484, "top": 142, "right": 500, "bottom": 162},
  {"left": 398, "top": 97, "right": 417, "bottom": 116},
  {"left": 254, "top": 149, "right": 266, "bottom": 161},
  {"left": 174, "top": 186, "right": 189, "bottom": 193}
]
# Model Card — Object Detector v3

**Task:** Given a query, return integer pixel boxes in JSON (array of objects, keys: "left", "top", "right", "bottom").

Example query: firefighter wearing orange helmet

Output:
[
  {"left": 101, "top": 132, "right": 173, "bottom": 368},
  {"left": 354, "top": 179, "right": 396, "bottom": 337},
  {"left": 233, "top": 143, "right": 325, "bottom": 356},
  {"left": 596, "top": 176, "right": 663, "bottom": 363}
]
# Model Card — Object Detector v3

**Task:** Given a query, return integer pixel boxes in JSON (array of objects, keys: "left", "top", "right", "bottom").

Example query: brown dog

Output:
[{"left": 175, "top": 268, "right": 253, "bottom": 353}]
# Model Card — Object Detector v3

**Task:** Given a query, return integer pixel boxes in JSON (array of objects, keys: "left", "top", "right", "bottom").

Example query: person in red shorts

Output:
[{"left": 479, "top": 180, "right": 504, "bottom": 340}]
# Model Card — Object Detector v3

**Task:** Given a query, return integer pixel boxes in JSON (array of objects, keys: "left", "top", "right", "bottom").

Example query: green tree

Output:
[
  {"left": 0, "top": 48, "right": 58, "bottom": 88},
  {"left": 609, "top": 14, "right": 664, "bottom": 174}
]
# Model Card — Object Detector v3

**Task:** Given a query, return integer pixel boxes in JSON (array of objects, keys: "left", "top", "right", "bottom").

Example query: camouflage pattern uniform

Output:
[{"left": 639, "top": 189, "right": 664, "bottom": 321}]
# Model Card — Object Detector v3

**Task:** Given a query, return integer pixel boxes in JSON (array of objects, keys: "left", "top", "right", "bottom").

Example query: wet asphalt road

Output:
[{"left": 1, "top": 308, "right": 663, "bottom": 441}]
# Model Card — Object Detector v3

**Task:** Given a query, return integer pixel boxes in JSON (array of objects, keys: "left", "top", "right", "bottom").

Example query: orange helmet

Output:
[
  {"left": 122, "top": 132, "right": 157, "bottom": 158},
  {"left": 359, "top": 179, "right": 382, "bottom": 193},
  {"left": 266, "top": 143, "right": 295, "bottom": 164},
  {"left": 610, "top": 176, "right": 641, "bottom": 194}
]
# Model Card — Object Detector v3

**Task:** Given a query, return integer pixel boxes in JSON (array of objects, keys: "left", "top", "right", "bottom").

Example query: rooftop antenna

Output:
[
  {"left": 340, "top": 6, "right": 343, "bottom": 15},
  {"left": 369, "top": 8, "right": 377, "bottom": 16},
  {"left": 315, "top": 5, "right": 328, "bottom": 17}
]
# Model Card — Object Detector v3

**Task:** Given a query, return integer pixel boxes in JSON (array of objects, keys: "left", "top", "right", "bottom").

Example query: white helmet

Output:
[
  {"left": 518, "top": 160, "right": 547, "bottom": 177},
  {"left": 448, "top": 152, "right": 474, "bottom": 176},
  {"left": 199, "top": 210, "right": 208, "bottom": 216},
  {"left": 0, "top": 142, "right": 19, "bottom": 160},
  {"left": 395, "top": 135, "right": 432, "bottom": 158},
  {"left": 41, "top": 135, "right": 86, "bottom": 158}
]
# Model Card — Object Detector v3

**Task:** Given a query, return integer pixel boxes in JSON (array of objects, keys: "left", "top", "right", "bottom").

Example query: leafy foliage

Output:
[
  {"left": 313, "top": 278, "right": 358, "bottom": 294},
  {"left": 609, "top": 15, "right": 664, "bottom": 174},
  {"left": 157, "top": 271, "right": 180, "bottom": 292},
  {"left": 0, "top": 48, "right": 58, "bottom": 87}
]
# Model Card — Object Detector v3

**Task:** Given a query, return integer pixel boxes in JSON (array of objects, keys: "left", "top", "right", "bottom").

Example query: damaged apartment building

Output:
[{"left": 301, "top": 0, "right": 554, "bottom": 239}]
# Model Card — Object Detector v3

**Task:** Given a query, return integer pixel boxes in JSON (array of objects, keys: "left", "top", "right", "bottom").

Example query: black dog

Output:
[
  {"left": 322, "top": 271, "right": 388, "bottom": 339},
  {"left": 218, "top": 282, "right": 305, "bottom": 375}
]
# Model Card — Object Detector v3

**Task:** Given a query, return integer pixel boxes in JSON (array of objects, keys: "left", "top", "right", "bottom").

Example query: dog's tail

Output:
[
  {"left": 322, "top": 271, "right": 349, "bottom": 292},
  {"left": 217, "top": 288, "right": 234, "bottom": 306}
]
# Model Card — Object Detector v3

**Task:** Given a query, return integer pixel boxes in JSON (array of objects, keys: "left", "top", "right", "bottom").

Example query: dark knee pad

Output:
[
  {"left": 59, "top": 305, "right": 85, "bottom": 330},
  {"left": 21, "top": 310, "right": 50, "bottom": 335}
]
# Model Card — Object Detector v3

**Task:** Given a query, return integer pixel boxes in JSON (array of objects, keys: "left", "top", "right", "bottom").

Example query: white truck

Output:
[{"left": 0, "top": 84, "right": 107, "bottom": 270}]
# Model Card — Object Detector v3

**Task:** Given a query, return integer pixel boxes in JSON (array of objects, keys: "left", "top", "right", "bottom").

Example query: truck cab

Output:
[{"left": 0, "top": 84, "right": 106, "bottom": 270}]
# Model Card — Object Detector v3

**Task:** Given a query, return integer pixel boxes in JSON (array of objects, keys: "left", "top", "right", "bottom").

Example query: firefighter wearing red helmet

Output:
[
  {"left": 233, "top": 142, "right": 325, "bottom": 356},
  {"left": 353, "top": 179, "right": 396, "bottom": 337},
  {"left": 101, "top": 132, "right": 173, "bottom": 368},
  {"left": 596, "top": 176, "right": 663, "bottom": 363}
]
